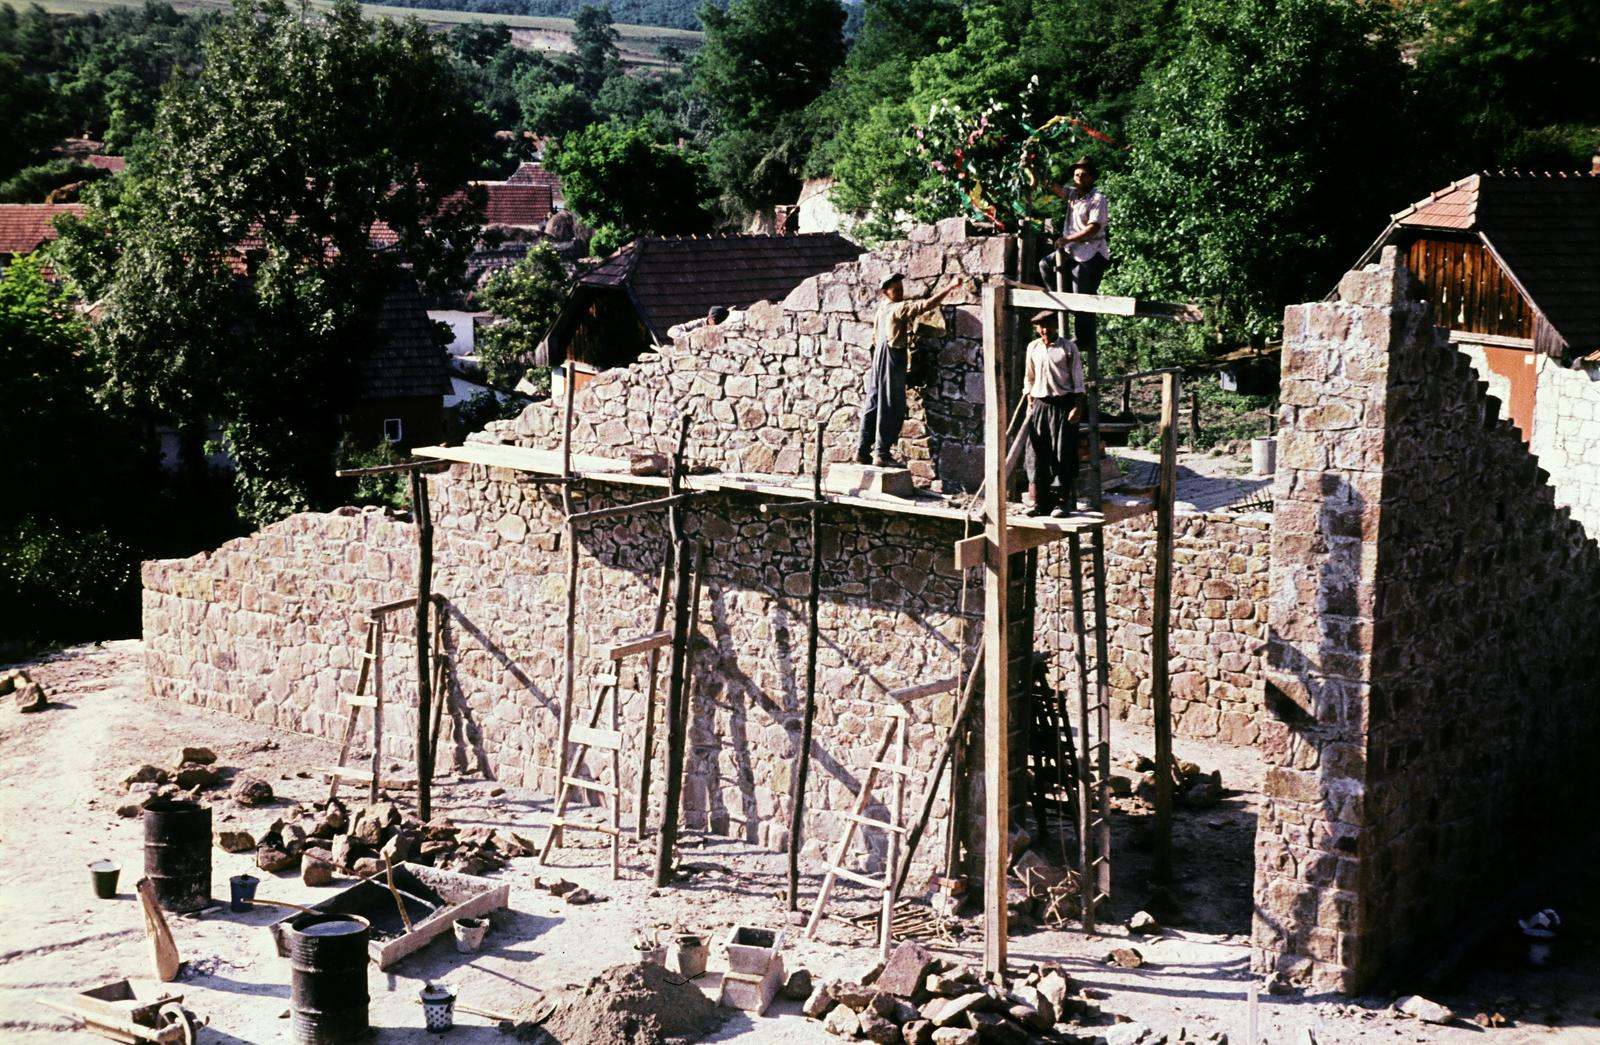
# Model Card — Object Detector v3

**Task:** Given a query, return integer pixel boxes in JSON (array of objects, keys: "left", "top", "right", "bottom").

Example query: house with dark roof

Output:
[
  {"left": 343, "top": 275, "right": 453, "bottom": 450},
  {"left": 1352, "top": 169, "right": 1600, "bottom": 534},
  {"left": 535, "top": 233, "right": 861, "bottom": 373}
]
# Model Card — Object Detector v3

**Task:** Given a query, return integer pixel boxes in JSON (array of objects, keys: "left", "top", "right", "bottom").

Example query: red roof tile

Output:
[
  {"left": 0, "top": 204, "right": 85, "bottom": 255},
  {"left": 83, "top": 155, "right": 125, "bottom": 173}
]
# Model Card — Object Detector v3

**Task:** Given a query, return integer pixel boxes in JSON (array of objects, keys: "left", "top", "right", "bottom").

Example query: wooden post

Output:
[
  {"left": 1189, "top": 386, "right": 1201, "bottom": 447},
  {"left": 787, "top": 422, "right": 826, "bottom": 910},
  {"left": 369, "top": 614, "right": 383, "bottom": 804},
  {"left": 412, "top": 469, "right": 435, "bottom": 822},
  {"left": 1152, "top": 372, "right": 1180, "bottom": 882},
  {"left": 551, "top": 368, "right": 579, "bottom": 847},
  {"left": 981, "top": 283, "right": 1011, "bottom": 975},
  {"left": 655, "top": 537, "right": 696, "bottom": 886},
  {"left": 634, "top": 553, "right": 674, "bottom": 838}
]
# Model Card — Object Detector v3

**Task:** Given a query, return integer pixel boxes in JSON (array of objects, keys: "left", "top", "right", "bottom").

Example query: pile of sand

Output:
[{"left": 511, "top": 961, "right": 725, "bottom": 1045}]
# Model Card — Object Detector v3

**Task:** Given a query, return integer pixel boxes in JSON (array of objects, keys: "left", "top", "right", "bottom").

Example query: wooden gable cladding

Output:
[{"left": 1403, "top": 236, "right": 1532, "bottom": 342}]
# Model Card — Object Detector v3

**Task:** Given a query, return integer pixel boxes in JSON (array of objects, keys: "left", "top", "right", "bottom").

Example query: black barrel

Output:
[
  {"left": 142, "top": 799, "right": 211, "bottom": 913},
  {"left": 287, "top": 913, "right": 370, "bottom": 1044}
]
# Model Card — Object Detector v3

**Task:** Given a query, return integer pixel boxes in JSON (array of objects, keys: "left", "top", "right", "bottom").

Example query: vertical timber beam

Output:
[
  {"left": 655, "top": 537, "right": 696, "bottom": 886},
  {"left": 411, "top": 469, "right": 435, "bottom": 821},
  {"left": 981, "top": 283, "right": 1011, "bottom": 974},
  {"left": 551, "top": 369, "right": 579, "bottom": 847},
  {"left": 1152, "top": 372, "right": 1179, "bottom": 882},
  {"left": 787, "top": 421, "right": 826, "bottom": 910}
]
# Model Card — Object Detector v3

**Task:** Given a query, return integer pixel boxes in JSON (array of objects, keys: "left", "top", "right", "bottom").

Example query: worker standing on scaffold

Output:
[
  {"left": 1023, "top": 309, "right": 1086, "bottom": 517},
  {"left": 1038, "top": 155, "right": 1110, "bottom": 358}
]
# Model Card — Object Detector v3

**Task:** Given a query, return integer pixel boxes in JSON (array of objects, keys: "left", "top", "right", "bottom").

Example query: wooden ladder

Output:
[
  {"left": 1065, "top": 528, "right": 1113, "bottom": 929},
  {"left": 803, "top": 700, "right": 918, "bottom": 958},
  {"left": 326, "top": 599, "right": 445, "bottom": 804},
  {"left": 539, "top": 628, "right": 673, "bottom": 878}
]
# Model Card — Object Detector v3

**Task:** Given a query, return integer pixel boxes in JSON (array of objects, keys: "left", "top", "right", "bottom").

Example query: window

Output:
[{"left": 383, "top": 418, "right": 403, "bottom": 443}]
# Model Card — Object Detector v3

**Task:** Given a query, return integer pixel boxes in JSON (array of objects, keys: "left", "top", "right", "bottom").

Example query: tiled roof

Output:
[
  {"left": 482, "top": 182, "right": 552, "bottom": 226},
  {"left": 0, "top": 204, "right": 84, "bottom": 255},
  {"left": 356, "top": 275, "right": 453, "bottom": 400},
  {"left": 83, "top": 155, "right": 125, "bottom": 173},
  {"left": 579, "top": 233, "right": 861, "bottom": 340},
  {"left": 1374, "top": 172, "right": 1600, "bottom": 355},
  {"left": 505, "top": 162, "right": 562, "bottom": 194}
]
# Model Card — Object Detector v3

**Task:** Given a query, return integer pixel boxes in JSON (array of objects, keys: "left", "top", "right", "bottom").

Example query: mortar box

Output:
[
  {"left": 723, "top": 925, "right": 784, "bottom": 976},
  {"left": 718, "top": 954, "right": 785, "bottom": 1015}
]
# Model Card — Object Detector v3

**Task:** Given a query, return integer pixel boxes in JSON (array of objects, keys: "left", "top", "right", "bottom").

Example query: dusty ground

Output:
[{"left": 1, "top": 643, "right": 1596, "bottom": 1044}]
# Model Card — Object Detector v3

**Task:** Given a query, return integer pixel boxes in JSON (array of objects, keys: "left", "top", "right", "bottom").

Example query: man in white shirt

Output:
[
  {"left": 1038, "top": 156, "right": 1111, "bottom": 357},
  {"left": 855, "top": 272, "right": 966, "bottom": 467},
  {"left": 1023, "top": 310, "right": 1086, "bottom": 517}
]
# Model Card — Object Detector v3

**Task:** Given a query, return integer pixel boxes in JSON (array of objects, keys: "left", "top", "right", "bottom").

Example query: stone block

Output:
[{"left": 825, "top": 463, "right": 915, "bottom": 498}]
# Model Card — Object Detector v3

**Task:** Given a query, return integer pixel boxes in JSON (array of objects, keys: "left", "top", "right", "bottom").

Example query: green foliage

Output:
[
  {"left": 1409, "top": 0, "right": 1600, "bottom": 174},
  {"left": 519, "top": 80, "right": 598, "bottom": 137},
  {"left": 334, "top": 440, "right": 410, "bottom": 512},
  {"left": 691, "top": 0, "right": 846, "bottom": 212},
  {"left": 0, "top": 251, "right": 152, "bottom": 649},
  {"left": 572, "top": 4, "right": 622, "bottom": 93},
  {"left": 54, "top": 0, "right": 488, "bottom": 529},
  {"left": 546, "top": 119, "right": 714, "bottom": 251},
  {"left": 0, "top": 157, "right": 109, "bottom": 203},
  {"left": 475, "top": 244, "right": 570, "bottom": 386},
  {"left": 447, "top": 386, "right": 531, "bottom": 442},
  {"left": 1105, "top": 0, "right": 1412, "bottom": 346}
]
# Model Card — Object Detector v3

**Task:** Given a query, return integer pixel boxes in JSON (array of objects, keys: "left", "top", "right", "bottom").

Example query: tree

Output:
[
  {"left": 546, "top": 120, "right": 714, "bottom": 253},
  {"left": 1105, "top": 0, "right": 1413, "bottom": 346},
  {"left": 691, "top": 0, "right": 846, "bottom": 213},
  {"left": 475, "top": 244, "right": 570, "bottom": 387},
  {"left": 572, "top": 4, "right": 622, "bottom": 95},
  {"left": 0, "top": 252, "right": 147, "bottom": 647},
  {"left": 519, "top": 80, "right": 598, "bottom": 138},
  {"left": 55, "top": 0, "right": 487, "bottom": 526}
]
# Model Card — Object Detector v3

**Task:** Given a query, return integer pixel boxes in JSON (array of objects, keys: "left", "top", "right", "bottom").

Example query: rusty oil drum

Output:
[
  {"left": 142, "top": 799, "right": 212, "bottom": 913},
  {"left": 286, "top": 912, "right": 371, "bottom": 1044}
]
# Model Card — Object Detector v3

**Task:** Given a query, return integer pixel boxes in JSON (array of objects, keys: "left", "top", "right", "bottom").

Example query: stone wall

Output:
[
  {"left": 510, "top": 217, "right": 1010, "bottom": 492},
  {"left": 1251, "top": 247, "right": 1600, "bottom": 992},
  {"left": 1530, "top": 354, "right": 1600, "bottom": 539},
  {"left": 145, "top": 473, "right": 981, "bottom": 876}
]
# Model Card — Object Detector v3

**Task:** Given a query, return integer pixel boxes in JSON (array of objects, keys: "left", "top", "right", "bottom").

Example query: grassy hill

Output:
[{"left": 28, "top": 0, "right": 701, "bottom": 68}]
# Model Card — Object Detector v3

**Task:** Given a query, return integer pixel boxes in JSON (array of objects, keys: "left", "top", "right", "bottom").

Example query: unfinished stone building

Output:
[{"left": 142, "top": 222, "right": 1600, "bottom": 992}]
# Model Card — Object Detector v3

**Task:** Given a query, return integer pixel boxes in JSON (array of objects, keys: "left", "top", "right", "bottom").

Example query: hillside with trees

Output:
[{"left": 2, "top": 0, "right": 1596, "bottom": 650}]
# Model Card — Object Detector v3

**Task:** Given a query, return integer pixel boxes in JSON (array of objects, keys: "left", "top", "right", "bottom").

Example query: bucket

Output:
[
  {"left": 420, "top": 982, "right": 456, "bottom": 1032},
  {"left": 1251, "top": 436, "right": 1277, "bottom": 477},
  {"left": 143, "top": 799, "right": 212, "bottom": 913},
  {"left": 635, "top": 943, "right": 666, "bottom": 967},
  {"left": 286, "top": 912, "right": 370, "bottom": 1044},
  {"left": 230, "top": 873, "right": 260, "bottom": 913},
  {"left": 452, "top": 916, "right": 488, "bottom": 954},
  {"left": 89, "top": 860, "right": 120, "bottom": 899},
  {"left": 671, "top": 933, "right": 707, "bottom": 978}
]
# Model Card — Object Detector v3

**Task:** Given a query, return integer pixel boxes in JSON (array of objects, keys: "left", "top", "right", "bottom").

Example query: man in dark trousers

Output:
[
  {"left": 1038, "top": 156, "right": 1111, "bottom": 357},
  {"left": 1023, "top": 310, "right": 1085, "bottom": 517},
  {"left": 856, "top": 271, "right": 965, "bottom": 467}
]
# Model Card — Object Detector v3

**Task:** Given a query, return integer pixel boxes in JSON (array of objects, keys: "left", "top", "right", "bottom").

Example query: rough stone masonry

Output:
[{"left": 1251, "top": 247, "right": 1600, "bottom": 991}]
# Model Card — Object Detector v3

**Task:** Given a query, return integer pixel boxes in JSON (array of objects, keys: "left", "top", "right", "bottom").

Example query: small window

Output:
[{"left": 383, "top": 418, "right": 403, "bottom": 443}]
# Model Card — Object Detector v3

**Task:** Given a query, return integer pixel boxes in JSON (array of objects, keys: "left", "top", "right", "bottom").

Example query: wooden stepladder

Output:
[
  {"left": 327, "top": 597, "right": 446, "bottom": 804},
  {"left": 804, "top": 691, "right": 932, "bottom": 958},
  {"left": 539, "top": 627, "right": 673, "bottom": 878}
]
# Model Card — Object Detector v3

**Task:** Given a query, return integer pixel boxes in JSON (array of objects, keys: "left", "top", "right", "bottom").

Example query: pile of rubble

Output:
[
  {"left": 1130, "top": 755, "right": 1224, "bottom": 811},
  {"left": 246, "top": 796, "right": 538, "bottom": 884},
  {"left": 800, "top": 940, "right": 1132, "bottom": 1045},
  {"left": 118, "top": 746, "right": 256, "bottom": 816}
]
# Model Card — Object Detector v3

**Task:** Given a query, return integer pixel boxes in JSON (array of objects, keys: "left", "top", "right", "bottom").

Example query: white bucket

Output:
[{"left": 1251, "top": 437, "right": 1277, "bottom": 477}]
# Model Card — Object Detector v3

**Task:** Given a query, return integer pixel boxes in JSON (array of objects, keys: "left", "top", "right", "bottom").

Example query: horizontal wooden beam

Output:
[
  {"left": 759, "top": 498, "right": 831, "bottom": 515},
  {"left": 599, "top": 629, "right": 673, "bottom": 660},
  {"left": 1447, "top": 329, "right": 1535, "bottom": 350},
  {"left": 953, "top": 521, "right": 1092, "bottom": 570},
  {"left": 335, "top": 460, "right": 450, "bottom": 477},
  {"left": 886, "top": 677, "right": 958, "bottom": 702},
  {"left": 568, "top": 491, "right": 706, "bottom": 524},
  {"left": 1005, "top": 285, "right": 1203, "bottom": 323}
]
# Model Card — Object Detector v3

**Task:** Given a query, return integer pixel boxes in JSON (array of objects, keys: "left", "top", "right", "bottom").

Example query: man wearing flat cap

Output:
[
  {"left": 1039, "top": 156, "right": 1111, "bottom": 357},
  {"left": 856, "top": 272, "right": 966, "bottom": 468},
  {"left": 1023, "top": 309, "right": 1086, "bottom": 516}
]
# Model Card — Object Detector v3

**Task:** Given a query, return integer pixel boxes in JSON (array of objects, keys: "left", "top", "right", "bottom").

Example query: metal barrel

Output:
[
  {"left": 142, "top": 799, "right": 211, "bottom": 913},
  {"left": 287, "top": 913, "right": 370, "bottom": 1044}
]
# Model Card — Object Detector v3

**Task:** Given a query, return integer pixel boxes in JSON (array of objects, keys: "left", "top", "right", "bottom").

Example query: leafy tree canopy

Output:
[
  {"left": 691, "top": 0, "right": 846, "bottom": 213},
  {"left": 1106, "top": 0, "right": 1412, "bottom": 345},
  {"left": 546, "top": 119, "right": 714, "bottom": 252},
  {"left": 54, "top": 0, "right": 488, "bottom": 526},
  {"left": 475, "top": 243, "right": 570, "bottom": 386}
]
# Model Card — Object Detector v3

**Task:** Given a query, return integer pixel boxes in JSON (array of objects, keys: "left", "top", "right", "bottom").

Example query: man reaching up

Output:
[{"left": 856, "top": 272, "right": 966, "bottom": 468}]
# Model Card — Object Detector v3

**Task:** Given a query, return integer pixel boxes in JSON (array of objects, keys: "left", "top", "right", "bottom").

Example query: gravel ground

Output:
[{"left": 1, "top": 642, "right": 1595, "bottom": 1044}]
